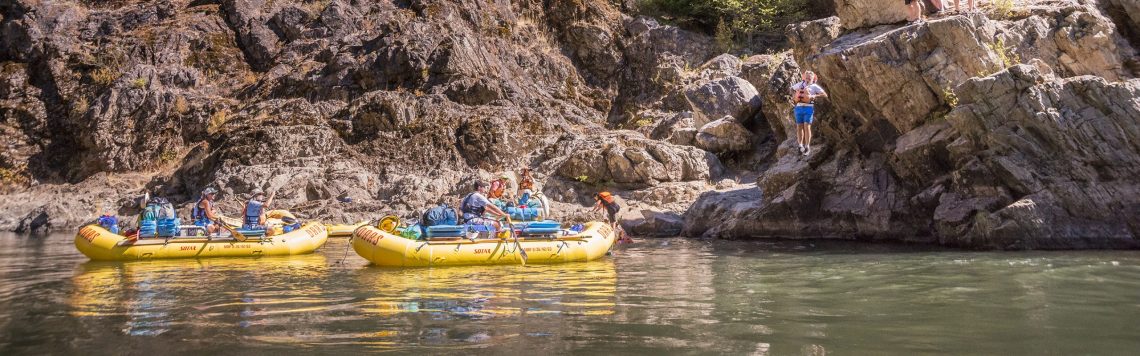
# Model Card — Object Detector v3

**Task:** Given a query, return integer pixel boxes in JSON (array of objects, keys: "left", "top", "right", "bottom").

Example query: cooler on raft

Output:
[
  {"left": 513, "top": 221, "right": 561, "bottom": 236},
  {"left": 420, "top": 220, "right": 564, "bottom": 239}
]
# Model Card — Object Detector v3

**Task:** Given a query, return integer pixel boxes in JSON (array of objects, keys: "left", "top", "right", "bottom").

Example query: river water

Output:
[{"left": 1, "top": 233, "right": 1138, "bottom": 355}]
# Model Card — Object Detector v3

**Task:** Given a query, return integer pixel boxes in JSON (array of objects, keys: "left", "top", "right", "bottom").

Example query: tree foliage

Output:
[{"left": 638, "top": 0, "right": 829, "bottom": 49}]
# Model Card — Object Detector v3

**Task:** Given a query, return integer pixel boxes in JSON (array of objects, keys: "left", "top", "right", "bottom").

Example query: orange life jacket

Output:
[
  {"left": 488, "top": 180, "right": 506, "bottom": 199},
  {"left": 793, "top": 83, "right": 813, "bottom": 104},
  {"left": 596, "top": 191, "right": 615, "bottom": 204}
]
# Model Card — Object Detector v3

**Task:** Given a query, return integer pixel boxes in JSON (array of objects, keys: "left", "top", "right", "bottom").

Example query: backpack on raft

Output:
[
  {"left": 281, "top": 217, "right": 301, "bottom": 233},
  {"left": 506, "top": 206, "right": 542, "bottom": 221},
  {"left": 138, "top": 202, "right": 159, "bottom": 237},
  {"left": 97, "top": 215, "right": 119, "bottom": 234},
  {"left": 421, "top": 204, "right": 458, "bottom": 227},
  {"left": 140, "top": 197, "right": 179, "bottom": 237}
]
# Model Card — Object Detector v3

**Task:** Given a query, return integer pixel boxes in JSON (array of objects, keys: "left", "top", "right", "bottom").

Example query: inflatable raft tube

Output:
[
  {"left": 75, "top": 222, "right": 329, "bottom": 261},
  {"left": 351, "top": 221, "right": 617, "bottom": 267},
  {"left": 329, "top": 222, "right": 367, "bottom": 238}
]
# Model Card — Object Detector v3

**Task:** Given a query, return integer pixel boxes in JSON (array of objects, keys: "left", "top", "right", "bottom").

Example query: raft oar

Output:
[
  {"left": 214, "top": 218, "right": 248, "bottom": 242},
  {"left": 506, "top": 215, "right": 526, "bottom": 265}
]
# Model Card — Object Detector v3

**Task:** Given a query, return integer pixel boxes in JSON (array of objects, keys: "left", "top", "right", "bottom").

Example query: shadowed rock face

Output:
[
  {"left": 0, "top": 0, "right": 725, "bottom": 231},
  {"left": 1, "top": 0, "right": 1136, "bottom": 249}
]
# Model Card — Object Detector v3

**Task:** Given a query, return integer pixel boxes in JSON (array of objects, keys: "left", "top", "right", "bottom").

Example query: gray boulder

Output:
[
  {"left": 695, "top": 117, "right": 755, "bottom": 153},
  {"left": 833, "top": 0, "right": 909, "bottom": 30},
  {"left": 683, "top": 76, "right": 761, "bottom": 125},
  {"left": 547, "top": 132, "right": 723, "bottom": 188}
]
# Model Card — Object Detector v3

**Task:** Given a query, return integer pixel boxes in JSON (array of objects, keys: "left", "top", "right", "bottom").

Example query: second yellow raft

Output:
[
  {"left": 75, "top": 222, "right": 329, "bottom": 261},
  {"left": 351, "top": 222, "right": 617, "bottom": 267}
]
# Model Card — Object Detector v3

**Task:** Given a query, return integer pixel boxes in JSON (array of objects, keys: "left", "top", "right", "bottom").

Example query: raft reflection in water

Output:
[
  {"left": 347, "top": 261, "right": 619, "bottom": 348},
  {"left": 354, "top": 261, "right": 618, "bottom": 317},
  {"left": 69, "top": 254, "right": 331, "bottom": 338},
  {"left": 66, "top": 242, "right": 617, "bottom": 349}
]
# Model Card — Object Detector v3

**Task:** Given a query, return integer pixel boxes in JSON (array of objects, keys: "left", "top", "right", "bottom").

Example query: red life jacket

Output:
[{"left": 793, "top": 81, "right": 814, "bottom": 104}]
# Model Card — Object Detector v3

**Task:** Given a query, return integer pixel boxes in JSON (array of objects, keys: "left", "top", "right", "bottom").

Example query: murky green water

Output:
[{"left": 1, "top": 233, "right": 1138, "bottom": 355}]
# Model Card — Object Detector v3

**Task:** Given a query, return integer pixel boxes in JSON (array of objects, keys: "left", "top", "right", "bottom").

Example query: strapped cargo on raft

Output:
[{"left": 351, "top": 220, "right": 617, "bottom": 267}]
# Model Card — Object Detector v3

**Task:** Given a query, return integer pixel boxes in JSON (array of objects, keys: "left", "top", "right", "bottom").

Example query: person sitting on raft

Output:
[
  {"left": 488, "top": 174, "right": 512, "bottom": 202},
  {"left": 191, "top": 187, "right": 223, "bottom": 236},
  {"left": 460, "top": 180, "right": 509, "bottom": 230},
  {"left": 242, "top": 188, "right": 276, "bottom": 233}
]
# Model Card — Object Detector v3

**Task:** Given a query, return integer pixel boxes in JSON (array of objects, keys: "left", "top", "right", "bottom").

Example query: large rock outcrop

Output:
[
  {"left": 938, "top": 64, "right": 1140, "bottom": 248},
  {"left": 545, "top": 131, "right": 723, "bottom": 189},
  {"left": 0, "top": 0, "right": 727, "bottom": 231},
  {"left": 686, "top": 1, "right": 1140, "bottom": 249}
]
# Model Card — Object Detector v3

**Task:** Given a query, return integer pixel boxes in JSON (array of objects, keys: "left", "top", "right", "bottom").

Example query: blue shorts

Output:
[{"left": 794, "top": 106, "right": 815, "bottom": 124}]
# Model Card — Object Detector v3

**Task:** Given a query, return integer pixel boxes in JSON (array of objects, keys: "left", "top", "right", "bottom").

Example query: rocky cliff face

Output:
[
  {"left": 685, "top": 0, "right": 1140, "bottom": 249},
  {"left": 0, "top": 0, "right": 730, "bottom": 232},
  {"left": 1, "top": 0, "right": 1137, "bottom": 249}
]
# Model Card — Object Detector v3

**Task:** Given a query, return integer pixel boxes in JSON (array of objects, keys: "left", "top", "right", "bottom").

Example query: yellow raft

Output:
[
  {"left": 351, "top": 221, "right": 617, "bottom": 267},
  {"left": 329, "top": 222, "right": 367, "bottom": 238},
  {"left": 75, "top": 222, "right": 329, "bottom": 261}
]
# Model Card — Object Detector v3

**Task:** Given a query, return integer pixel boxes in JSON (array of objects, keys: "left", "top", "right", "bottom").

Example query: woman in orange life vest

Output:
[
  {"left": 790, "top": 71, "right": 828, "bottom": 156},
  {"left": 488, "top": 174, "right": 511, "bottom": 200}
]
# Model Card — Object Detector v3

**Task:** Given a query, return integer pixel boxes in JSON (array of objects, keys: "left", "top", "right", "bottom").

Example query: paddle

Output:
[
  {"left": 506, "top": 215, "right": 526, "bottom": 265},
  {"left": 214, "top": 218, "right": 248, "bottom": 242}
]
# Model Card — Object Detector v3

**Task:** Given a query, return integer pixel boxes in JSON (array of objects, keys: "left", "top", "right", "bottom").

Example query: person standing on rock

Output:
[
  {"left": 191, "top": 187, "right": 223, "bottom": 237},
  {"left": 954, "top": 0, "right": 976, "bottom": 13},
  {"left": 790, "top": 71, "right": 828, "bottom": 156},
  {"left": 905, "top": 0, "right": 926, "bottom": 22},
  {"left": 930, "top": 0, "right": 945, "bottom": 16}
]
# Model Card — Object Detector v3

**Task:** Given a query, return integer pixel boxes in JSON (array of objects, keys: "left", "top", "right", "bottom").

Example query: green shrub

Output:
[
  {"left": 941, "top": 86, "right": 959, "bottom": 108},
  {"left": 989, "top": 0, "right": 1014, "bottom": 19},
  {"left": 638, "top": 0, "right": 816, "bottom": 49},
  {"left": 90, "top": 67, "right": 119, "bottom": 86},
  {"left": 0, "top": 167, "right": 29, "bottom": 187},
  {"left": 986, "top": 38, "right": 1020, "bottom": 74},
  {"left": 714, "top": 18, "right": 735, "bottom": 52},
  {"left": 159, "top": 150, "right": 178, "bottom": 163}
]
